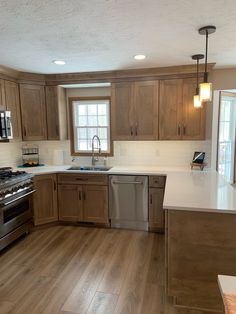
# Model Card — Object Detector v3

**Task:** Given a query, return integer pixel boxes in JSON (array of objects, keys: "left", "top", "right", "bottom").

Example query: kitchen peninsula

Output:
[{"left": 23, "top": 164, "right": 236, "bottom": 312}]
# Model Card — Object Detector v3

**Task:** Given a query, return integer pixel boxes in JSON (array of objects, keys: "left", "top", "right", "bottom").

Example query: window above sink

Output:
[{"left": 69, "top": 97, "right": 113, "bottom": 157}]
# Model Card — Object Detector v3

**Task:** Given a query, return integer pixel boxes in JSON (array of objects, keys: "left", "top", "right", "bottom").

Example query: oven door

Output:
[{"left": 0, "top": 190, "right": 35, "bottom": 239}]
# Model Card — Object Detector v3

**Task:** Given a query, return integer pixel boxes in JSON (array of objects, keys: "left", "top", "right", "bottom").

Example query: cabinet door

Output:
[
  {"left": 58, "top": 185, "right": 83, "bottom": 221},
  {"left": 0, "top": 79, "right": 6, "bottom": 110},
  {"left": 134, "top": 81, "right": 159, "bottom": 140},
  {"left": 82, "top": 185, "right": 108, "bottom": 224},
  {"left": 45, "top": 86, "right": 67, "bottom": 140},
  {"left": 45, "top": 86, "right": 60, "bottom": 140},
  {"left": 33, "top": 174, "right": 58, "bottom": 225},
  {"left": 182, "top": 78, "right": 206, "bottom": 140},
  {"left": 20, "top": 84, "right": 47, "bottom": 140},
  {"left": 159, "top": 79, "right": 183, "bottom": 140},
  {"left": 5, "top": 81, "right": 22, "bottom": 140},
  {"left": 149, "top": 188, "right": 165, "bottom": 232},
  {"left": 111, "top": 82, "right": 134, "bottom": 140}
]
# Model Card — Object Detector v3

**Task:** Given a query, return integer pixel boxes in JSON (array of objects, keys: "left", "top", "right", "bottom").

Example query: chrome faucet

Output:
[{"left": 91, "top": 135, "right": 101, "bottom": 166}]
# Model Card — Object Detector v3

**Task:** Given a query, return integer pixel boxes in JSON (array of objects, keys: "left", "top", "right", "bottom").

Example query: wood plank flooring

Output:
[{"left": 0, "top": 226, "right": 219, "bottom": 314}]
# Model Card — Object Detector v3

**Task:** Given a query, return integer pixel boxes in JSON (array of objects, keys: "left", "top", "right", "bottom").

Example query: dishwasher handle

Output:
[{"left": 112, "top": 181, "right": 143, "bottom": 185}]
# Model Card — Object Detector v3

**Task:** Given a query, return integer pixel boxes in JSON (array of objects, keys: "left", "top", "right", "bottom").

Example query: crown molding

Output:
[{"left": 0, "top": 63, "right": 216, "bottom": 85}]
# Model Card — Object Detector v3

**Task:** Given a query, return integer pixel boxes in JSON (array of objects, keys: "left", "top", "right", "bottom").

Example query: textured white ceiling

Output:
[{"left": 0, "top": 0, "right": 235, "bottom": 74}]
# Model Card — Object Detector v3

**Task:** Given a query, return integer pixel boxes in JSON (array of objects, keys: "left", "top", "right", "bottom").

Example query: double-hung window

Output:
[{"left": 69, "top": 97, "right": 112, "bottom": 156}]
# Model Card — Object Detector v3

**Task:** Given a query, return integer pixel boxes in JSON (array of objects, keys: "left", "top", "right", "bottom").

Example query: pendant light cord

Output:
[
  {"left": 196, "top": 58, "right": 199, "bottom": 94},
  {"left": 204, "top": 30, "right": 209, "bottom": 82}
]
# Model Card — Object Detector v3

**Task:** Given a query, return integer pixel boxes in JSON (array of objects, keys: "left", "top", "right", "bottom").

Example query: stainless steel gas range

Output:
[{"left": 0, "top": 167, "right": 35, "bottom": 251}]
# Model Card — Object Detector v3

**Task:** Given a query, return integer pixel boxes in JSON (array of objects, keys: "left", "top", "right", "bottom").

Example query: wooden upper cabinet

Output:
[
  {"left": 19, "top": 84, "right": 47, "bottom": 141},
  {"left": 0, "top": 79, "right": 6, "bottom": 110},
  {"left": 4, "top": 80, "right": 22, "bottom": 140},
  {"left": 45, "top": 86, "right": 67, "bottom": 140},
  {"left": 111, "top": 80, "right": 158, "bottom": 140},
  {"left": 111, "top": 82, "right": 134, "bottom": 140},
  {"left": 182, "top": 78, "right": 206, "bottom": 140},
  {"left": 33, "top": 174, "right": 58, "bottom": 226},
  {"left": 134, "top": 81, "right": 158, "bottom": 140},
  {"left": 159, "top": 79, "right": 183, "bottom": 140},
  {"left": 159, "top": 78, "right": 206, "bottom": 140}
]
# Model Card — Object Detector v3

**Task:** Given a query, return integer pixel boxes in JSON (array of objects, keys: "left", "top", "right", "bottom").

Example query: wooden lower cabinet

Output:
[
  {"left": 83, "top": 185, "right": 108, "bottom": 223},
  {"left": 166, "top": 209, "right": 236, "bottom": 312},
  {"left": 58, "top": 174, "right": 109, "bottom": 225},
  {"left": 148, "top": 175, "right": 166, "bottom": 232},
  {"left": 33, "top": 174, "right": 58, "bottom": 225},
  {"left": 149, "top": 187, "right": 165, "bottom": 232},
  {"left": 58, "top": 185, "right": 83, "bottom": 221}
]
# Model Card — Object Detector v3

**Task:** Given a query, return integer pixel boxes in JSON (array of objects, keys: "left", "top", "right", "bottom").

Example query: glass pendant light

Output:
[
  {"left": 192, "top": 54, "right": 204, "bottom": 108},
  {"left": 198, "top": 25, "right": 216, "bottom": 102}
]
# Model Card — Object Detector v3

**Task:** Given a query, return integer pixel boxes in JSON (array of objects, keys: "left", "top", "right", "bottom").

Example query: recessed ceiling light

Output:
[
  {"left": 134, "top": 54, "right": 146, "bottom": 60},
  {"left": 53, "top": 60, "right": 66, "bottom": 65}
]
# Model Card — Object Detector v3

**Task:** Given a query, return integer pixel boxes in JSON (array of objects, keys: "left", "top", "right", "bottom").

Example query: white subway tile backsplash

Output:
[{"left": 0, "top": 140, "right": 212, "bottom": 169}]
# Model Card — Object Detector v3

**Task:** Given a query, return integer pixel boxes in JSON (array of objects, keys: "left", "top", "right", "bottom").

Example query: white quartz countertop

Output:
[{"left": 19, "top": 164, "right": 236, "bottom": 214}]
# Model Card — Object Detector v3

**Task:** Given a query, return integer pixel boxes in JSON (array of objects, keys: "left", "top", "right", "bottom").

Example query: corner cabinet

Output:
[
  {"left": 111, "top": 80, "right": 159, "bottom": 140},
  {"left": 45, "top": 86, "right": 67, "bottom": 140},
  {"left": 33, "top": 174, "right": 58, "bottom": 226},
  {"left": 57, "top": 174, "right": 109, "bottom": 225},
  {"left": 19, "top": 84, "right": 47, "bottom": 141},
  {"left": 159, "top": 78, "right": 206, "bottom": 140}
]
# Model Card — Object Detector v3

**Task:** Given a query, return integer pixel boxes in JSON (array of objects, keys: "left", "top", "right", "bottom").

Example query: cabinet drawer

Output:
[
  {"left": 149, "top": 176, "right": 166, "bottom": 188},
  {"left": 58, "top": 174, "right": 108, "bottom": 185}
]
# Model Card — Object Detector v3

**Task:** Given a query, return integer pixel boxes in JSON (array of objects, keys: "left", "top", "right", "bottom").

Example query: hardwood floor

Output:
[{"left": 0, "top": 226, "right": 219, "bottom": 314}]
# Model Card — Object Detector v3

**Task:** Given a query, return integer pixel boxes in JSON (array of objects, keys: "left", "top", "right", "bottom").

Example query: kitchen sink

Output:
[{"left": 67, "top": 166, "right": 112, "bottom": 172}]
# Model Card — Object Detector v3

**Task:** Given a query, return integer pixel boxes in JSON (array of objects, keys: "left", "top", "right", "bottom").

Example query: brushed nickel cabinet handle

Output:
[
  {"left": 183, "top": 124, "right": 186, "bottom": 135},
  {"left": 178, "top": 124, "right": 181, "bottom": 136},
  {"left": 24, "top": 127, "right": 26, "bottom": 137},
  {"left": 150, "top": 194, "right": 153, "bottom": 205},
  {"left": 76, "top": 178, "right": 88, "bottom": 181},
  {"left": 135, "top": 125, "right": 138, "bottom": 136},
  {"left": 56, "top": 125, "right": 59, "bottom": 136},
  {"left": 130, "top": 127, "right": 133, "bottom": 136}
]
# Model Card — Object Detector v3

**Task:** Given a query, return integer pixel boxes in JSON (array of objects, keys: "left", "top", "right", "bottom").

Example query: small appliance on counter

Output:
[
  {"left": 22, "top": 144, "right": 40, "bottom": 167},
  {"left": 190, "top": 151, "right": 207, "bottom": 170}
]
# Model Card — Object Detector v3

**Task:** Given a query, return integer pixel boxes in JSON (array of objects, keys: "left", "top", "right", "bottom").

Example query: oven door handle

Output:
[{"left": 3, "top": 189, "right": 36, "bottom": 206}]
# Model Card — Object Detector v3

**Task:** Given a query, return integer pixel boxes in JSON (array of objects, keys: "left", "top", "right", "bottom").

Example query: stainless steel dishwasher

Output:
[{"left": 109, "top": 175, "right": 148, "bottom": 231}]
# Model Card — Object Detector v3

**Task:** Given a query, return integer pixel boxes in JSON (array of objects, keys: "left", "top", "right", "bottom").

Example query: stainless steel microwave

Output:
[{"left": 0, "top": 111, "right": 13, "bottom": 142}]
